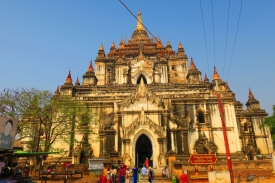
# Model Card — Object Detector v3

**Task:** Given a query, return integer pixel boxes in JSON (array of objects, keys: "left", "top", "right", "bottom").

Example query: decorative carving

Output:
[
  {"left": 120, "top": 126, "right": 127, "bottom": 139},
  {"left": 158, "top": 153, "right": 166, "bottom": 166},
  {"left": 140, "top": 107, "right": 145, "bottom": 124},
  {"left": 123, "top": 151, "right": 132, "bottom": 165},
  {"left": 73, "top": 143, "right": 81, "bottom": 157},
  {"left": 242, "top": 138, "right": 259, "bottom": 160},
  {"left": 194, "top": 133, "right": 217, "bottom": 154},
  {"left": 119, "top": 78, "right": 164, "bottom": 108},
  {"left": 122, "top": 115, "right": 165, "bottom": 139},
  {"left": 170, "top": 113, "right": 191, "bottom": 128},
  {"left": 103, "top": 112, "right": 115, "bottom": 130}
]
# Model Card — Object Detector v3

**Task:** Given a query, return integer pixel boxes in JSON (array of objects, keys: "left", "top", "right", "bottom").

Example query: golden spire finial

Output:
[
  {"left": 136, "top": 11, "right": 144, "bottom": 30},
  {"left": 100, "top": 44, "right": 104, "bottom": 50},
  {"left": 178, "top": 42, "right": 182, "bottom": 49}
]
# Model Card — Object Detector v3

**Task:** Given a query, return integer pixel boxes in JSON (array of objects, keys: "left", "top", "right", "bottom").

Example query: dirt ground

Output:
[{"left": 32, "top": 174, "right": 275, "bottom": 183}]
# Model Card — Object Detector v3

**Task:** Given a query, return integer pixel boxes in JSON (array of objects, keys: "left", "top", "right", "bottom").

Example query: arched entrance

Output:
[
  {"left": 135, "top": 134, "right": 152, "bottom": 168},
  {"left": 137, "top": 75, "right": 147, "bottom": 84}
]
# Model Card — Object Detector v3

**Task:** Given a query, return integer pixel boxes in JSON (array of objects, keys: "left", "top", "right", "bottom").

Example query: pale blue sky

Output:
[{"left": 0, "top": 0, "right": 274, "bottom": 115}]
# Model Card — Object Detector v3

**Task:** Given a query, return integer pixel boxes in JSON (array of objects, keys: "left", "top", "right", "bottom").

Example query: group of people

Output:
[
  {"left": 99, "top": 160, "right": 155, "bottom": 183},
  {"left": 0, "top": 159, "right": 30, "bottom": 179},
  {"left": 140, "top": 165, "right": 154, "bottom": 183},
  {"left": 99, "top": 162, "right": 189, "bottom": 183}
]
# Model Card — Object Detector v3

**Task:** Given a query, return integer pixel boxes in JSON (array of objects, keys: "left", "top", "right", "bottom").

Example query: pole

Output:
[{"left": 216, "top": 80, "right": 234, "bottom": 183}]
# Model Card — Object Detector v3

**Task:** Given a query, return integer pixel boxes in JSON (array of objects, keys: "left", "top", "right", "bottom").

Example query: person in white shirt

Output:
[{"left": 141, "top": 165, "right": 147, "bottom": 181}]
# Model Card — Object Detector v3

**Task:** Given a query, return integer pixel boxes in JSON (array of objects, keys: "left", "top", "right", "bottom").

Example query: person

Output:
[
  {"left": 162, "top": 166, "right": 166, "bottom": 178},
  {"left": 1, "top": 165, "right": 10, "bottom": 178},
  {"left": 107, "top": 169, "right": 112, "bottom": 183},
  {"left": 180, "top": 170, "right": 188, "bottom": 183},
  {"left": 144, "top": 158, "right": 149, "bottom": 169},
  {"left": 112, "top": 167, "right": 117, "bottom": 183},
  {"left": 141, "top": 164, "right": 147, "bottom": 181},
  {"left": 15, "top": 166, "right": 22, "bottom": 176},
  {"left": 148, "top": 167, "right": 154, "bottom": 183},
  {"left": 125, "top": 167, "right": 131, "bottom": 183},
  {"left": 165, "top": 166, "right": 169, "bottom": 179},
  {"left": 99, "top": 172, "right": 107, "bottom": 183},
  {"left": 119, "top": 164, "right": 126, "bottom": 183},
  {"left": 132, "top": 165, "right": 138, "bottom": 183},
  {"left": 23, "top": 165, "right": 29, "bottom": 177},
  {"left": 0, "top": 119, "right": 14, "bottom": 149},
  {"left": 0, "top": 159, "right": 5, "bottom": 176}
]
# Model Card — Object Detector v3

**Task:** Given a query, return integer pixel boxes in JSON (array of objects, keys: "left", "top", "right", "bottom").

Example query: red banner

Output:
[{"left": 189, "top": 154, "right": 217, "bottom": 165}]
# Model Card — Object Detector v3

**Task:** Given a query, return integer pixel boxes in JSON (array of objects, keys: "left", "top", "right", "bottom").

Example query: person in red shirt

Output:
[
  {"left": 99, "top": 172, "right": 107, "bottom": 183},
  {"left": 144, "top": 158, "right": 149, "bottom": 169},
  {"left": 180, "top": 170, "right": 189, "bottom": 183},
  {"left": 119, "top": 164, "right": 126, "bottom": 183}
]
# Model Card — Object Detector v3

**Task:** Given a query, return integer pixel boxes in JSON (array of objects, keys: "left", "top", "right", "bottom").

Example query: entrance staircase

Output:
[{"left": 142, "top": 168, "right": 172, "bottom": 183}]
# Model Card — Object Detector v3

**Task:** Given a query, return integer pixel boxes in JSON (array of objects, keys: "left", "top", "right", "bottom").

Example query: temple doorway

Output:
[{"left": 135, "top": 134, "right": 152, "bottom": 168}]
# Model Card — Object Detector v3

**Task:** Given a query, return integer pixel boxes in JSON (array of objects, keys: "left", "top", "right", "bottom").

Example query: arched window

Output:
[
  {"left": 198, "top": 111, "right": 205, "bottom": 123},
  {"left": 137, "top": 75, "right": 147, "bottom": 84},
  {"left": 171, "top": 65, "right": 176, "bottom": 71}
]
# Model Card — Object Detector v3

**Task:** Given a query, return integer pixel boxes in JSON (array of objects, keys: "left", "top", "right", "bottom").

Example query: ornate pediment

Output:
[
  {"left": 194, "top": 132, "right": 217, "bottom": 154},
  {"left": 120, "top": 108, "right": 166, "bottom": 139},
  {"left": 118, "top": 78, "right": 164, "bottom": 109}
]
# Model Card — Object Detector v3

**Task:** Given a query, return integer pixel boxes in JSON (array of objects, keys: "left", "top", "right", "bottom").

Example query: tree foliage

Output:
[
  {"left": 0, "top": 88, "right": 98, "bottom": 164},
  {"left": 261, "top": 105, "right": 275, "bottom": 146}
]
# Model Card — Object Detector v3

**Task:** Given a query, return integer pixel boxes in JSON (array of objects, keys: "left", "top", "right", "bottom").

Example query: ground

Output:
[{"left": 32, "top": 173, "right": 275, "bottom": 183}]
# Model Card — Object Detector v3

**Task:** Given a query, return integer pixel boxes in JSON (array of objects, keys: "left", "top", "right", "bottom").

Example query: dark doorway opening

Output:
[
  {"left": 137, "top": 75, "right": 147, "bottom": 84},
  {"left": 135, "top": 134, "right": 152, "bottom": 168},
  {"left": 80, "top": 150, "right": 86, "bottom": 164}
]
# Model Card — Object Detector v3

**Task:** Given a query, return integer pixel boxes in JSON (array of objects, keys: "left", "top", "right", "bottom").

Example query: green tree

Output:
[
  {"left": 0, "top": 88, "right": 98, "bottom": 165},
  {"left": 261, "top": 105, "right": 275, "bottom": 147}
]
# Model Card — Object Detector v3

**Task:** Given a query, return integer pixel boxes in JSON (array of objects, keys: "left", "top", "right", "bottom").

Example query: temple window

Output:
[
  {"left": 108, "top": 67, "right": 111, "bottom": 72},
  {"left": 198, "top": 111, "right": 205, "bottom": 123},
  {"left": 171, "top": 65, "right": 176, "bottom": 71}
]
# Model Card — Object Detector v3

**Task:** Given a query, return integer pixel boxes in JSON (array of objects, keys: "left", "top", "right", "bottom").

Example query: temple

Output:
[{"left": 57, "top": 11, "right": 273, "bottom": 170}]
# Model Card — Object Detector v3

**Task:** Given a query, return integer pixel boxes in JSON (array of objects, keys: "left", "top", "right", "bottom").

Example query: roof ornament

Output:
[
  {"left": 65, "top": 70, "right": 72, "bottom": 83},
  {"left": 212, "top": 66, "right": 220, "bottom": 80},
  {"left": 136, "top": 11, "right": 144, "bottom": 31},
  {"left": 204, "top": 74, "right": 209, "bottom": 82},
  {"left": 88, "top": 60, "right": 94, "bottom": 72},
  {"left": 100, "top": 44, "right": 104, "bottom": 50},
  {"left": 190, "top": 57, "right": 196, "bottom": 70},
  {"left": 248, "top": 88, "right": 254, "bottom": 99}
]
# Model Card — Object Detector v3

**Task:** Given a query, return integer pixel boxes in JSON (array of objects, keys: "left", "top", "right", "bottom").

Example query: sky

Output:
[{"left": 0, "top": 0, "right": 274, "bottom": 115}]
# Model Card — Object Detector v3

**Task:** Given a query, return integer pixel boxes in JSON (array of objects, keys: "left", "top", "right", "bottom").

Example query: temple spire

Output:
[
  {"left": 88, "top": 60, "right": 94, "bottom": 72},
  {"left": 65, "top": 70, "right": 72, "bottom": 84},
  {"left": 204, "top": 74, "right": 209, "bottom": 82},
  {"left": 190, "top": 57, "right": 196, "bottom": 70},
  {"left": 249, "top": 88, "right": 254, "bottom": 99},
  {"left": 136, "top": 11, "right": 144, "bottom": 30},
  {"left": 212, "top": 66, "right": 220, "bottom": 80}
]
